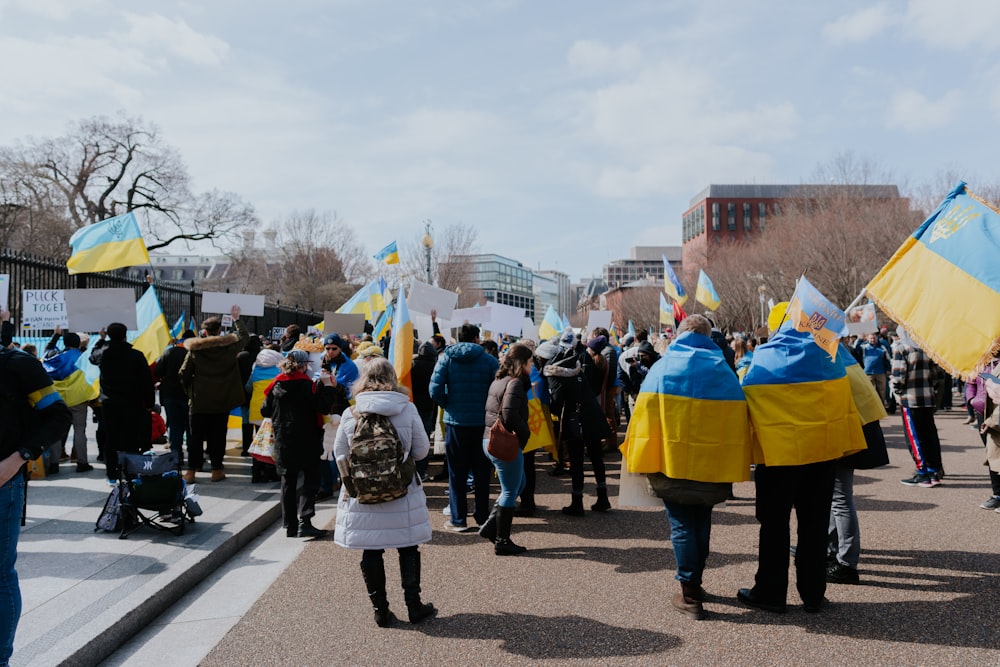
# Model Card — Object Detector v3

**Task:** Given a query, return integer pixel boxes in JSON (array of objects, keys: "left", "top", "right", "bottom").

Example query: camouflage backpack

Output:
[{"left": 343, "top": 407, "right": 415, "bottom": 504}]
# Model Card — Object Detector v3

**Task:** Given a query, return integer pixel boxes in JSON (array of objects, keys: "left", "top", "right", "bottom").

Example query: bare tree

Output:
[{"left": 402, "top": 223, "right": 478, "bottom": 291}]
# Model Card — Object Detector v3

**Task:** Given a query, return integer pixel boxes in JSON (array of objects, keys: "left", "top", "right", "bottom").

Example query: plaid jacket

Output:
[{"left": 891, "top": 344, "right": 941, "bottom": 409}]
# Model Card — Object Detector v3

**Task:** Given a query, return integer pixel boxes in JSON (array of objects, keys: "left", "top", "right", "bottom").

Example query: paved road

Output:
[{"left": 202, "top": 408, "right": 1000, "bottom": 666}]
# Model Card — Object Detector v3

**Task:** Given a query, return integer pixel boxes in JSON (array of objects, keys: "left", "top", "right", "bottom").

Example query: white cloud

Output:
[
  {"left": 904, "top": 0, "right": 1000, "bottom": 51},
  {"left": 567, "top": 40, "right": 642, "bottom": 77},
  {"left": 121, "top": 13, "right": 229, "bottom": 67},
  {"left": 0, "top": 0, "right": 109, "bottom": 21},
  {"left": 886, "top": 88, "right": 963, "bottom": 130},
  {"left": 822, "top": 4, "right": 894, "bottom": 44}
]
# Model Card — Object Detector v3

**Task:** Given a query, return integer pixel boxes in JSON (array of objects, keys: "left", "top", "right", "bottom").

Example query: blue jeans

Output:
[
  {"left": 444, "top": 425, "right": 492, "bottom": 525},
  {"left": 0, "top": 475, "right": 25, "bottom": 666},
  {"left": 483, "top": 440, "right": 525, "bottom": 509},
  {"left": 663, "top": 501, "right": 713, "bottom": 585},
  {"left": 828, "top": 465, "right": 860, "bottom": 568}
]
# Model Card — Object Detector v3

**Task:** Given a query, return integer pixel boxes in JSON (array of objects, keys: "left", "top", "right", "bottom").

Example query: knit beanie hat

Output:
[
  {"left": 587, "top": 335, "right": 608, "bottom": 353},
  {"left": 558, "top": 328, "right": 576, "bottom": 348}
]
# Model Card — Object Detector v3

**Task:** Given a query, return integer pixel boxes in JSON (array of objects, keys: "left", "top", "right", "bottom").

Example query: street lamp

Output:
[
  {"left": 758, "top": 285, "right": 767, "bottom": 329},
  {"left": 421, "top": 220, "right": 433, "bottom": 285}
]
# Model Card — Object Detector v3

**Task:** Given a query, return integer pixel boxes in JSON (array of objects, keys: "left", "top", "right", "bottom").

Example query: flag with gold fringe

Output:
[{"left": 866, "top": 180, "right": 1000, "bottom": 376}]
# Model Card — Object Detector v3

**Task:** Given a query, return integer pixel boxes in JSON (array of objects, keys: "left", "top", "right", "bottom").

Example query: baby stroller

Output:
[{"left": 114, "top": 450, "right": 193, "bottom": 539}]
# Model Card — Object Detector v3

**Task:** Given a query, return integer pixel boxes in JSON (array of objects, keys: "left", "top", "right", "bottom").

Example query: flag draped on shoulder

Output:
[
  {"left": 373, "top": 241, "right": 400, "bottom": 265},
  {"left": 389, "top": 285, "right": 413, "bottom": 395},
  {"left": 837, "top": 344, "right": 887, "bottom": 425},
  {"left": 662, "top": 255, "right": 687, "bottom": 306},
  {"left": 248, "top": 349, "right": 284, "bottom": 423},
  {"left": 523, "top": 366, "right": 556, "bottom": 458},
  {"left": 742, "top": 327, "right": 866, "bottom": 466},
  {"left": 621, "top": 331, "right": 751, "bottom": 482},
  {"left": 696, "top": 269, "right": 722, "bottom": 311},
  {"left": 866, "top": 180, "right": 1000, "bottom": 375},
  {"left": 538, "top": 305, "right": 562, "bottom": 341},
  {"left": 785, "top": 275, "right": 848, "bottom": 359},
  {"left": 67, "top": 212, "right": 150, "bottom": 275}
]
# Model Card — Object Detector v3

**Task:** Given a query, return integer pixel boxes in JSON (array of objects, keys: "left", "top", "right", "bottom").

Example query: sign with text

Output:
[
  {"left": 270, "top": 327, "right": 286, "bottom": 342},
  {"left": 201, "top": 291, "right": 266, "bottom": 317},
  {"left": 22, "top": 289, "right": 68, "bottom": 331},
  {"left": 65, "top": 288, "right": 137, "bottom": 331}
]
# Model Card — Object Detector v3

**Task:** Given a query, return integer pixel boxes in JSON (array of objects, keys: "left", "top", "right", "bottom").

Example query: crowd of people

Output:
[{"left": 1, "top": 301, "right": 996, "bottom": 638}]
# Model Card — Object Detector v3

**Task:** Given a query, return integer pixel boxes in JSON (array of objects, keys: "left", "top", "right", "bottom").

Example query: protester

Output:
[
  {"left": 246, "top": 345, "right": 284, "bottom": 483},
  {"left": 89, "top": 322, "right": 155, "bottom": 482},
  {"left": 237, "top": 334, "right": 263, "bottom": 456},
  {"left": 334, "top": 358, "right": 435, "bottom": 627},
  {"left": 261, "top": 349, "right": 335, "bottom": 538},
  {"left": 0, "top": 343, "right": 71, "bottom": 665},
  {"left": 42, "top": 330, "right": 95, "bottom": 473},
  {"left": 621, "top": 315, "right": 751, "bottom": 619},
  {"left": 179, "top": 305, "right": 248, "bottom": 483},
  {"left": 478, "top": 343, "right": 533, "bottom": 555},
  {"left": 154, "top": 330, "right": 196, "bottom": 468},
  {"left": 315, "top": 333, "right": 356, "bottom": 500},
  {"left": 891, "top": 328, "right": 945, "bottom": 487}
]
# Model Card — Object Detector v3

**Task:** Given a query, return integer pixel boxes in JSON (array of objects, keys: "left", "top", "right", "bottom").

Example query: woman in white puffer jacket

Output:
[{"left": 333, "top": 357, "right": 434, "bottom": 628}]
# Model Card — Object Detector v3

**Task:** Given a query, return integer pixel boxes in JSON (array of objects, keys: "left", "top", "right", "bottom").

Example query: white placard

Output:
[
  {"left": 413, "top": 314, "right": 434, "bottom": 341},
  {"left": 407, "top": 280, "right": 459, "bottom": 319},
  {"left": 64, "top": 288, "right": 137, "bottom": 331},
  {"left": 520, "top": 317, "right": 539, "bottom": 342},
  {"left": 21, "top": 289, "right": 68, "bottom": 331},
  {"left": 586, "top": 310, "right": 613, "bottom": 332},
  {"left": 270, "top": 327, "right": 286, "bottom": 341},
  {"left": 322, "top": 312, "right": 367, "bottom": 335},
  {"left": 201, "top": 291, "right": 266, "bottom": 317},
  {"left": 484, "top": 302, "right": 525, "bottom": 337},
  {"left": 450, "top": 306, "right": 491, "bottom": 326},
  {"left": 0, "top": 275, "right": 8, "bottom": 312}
]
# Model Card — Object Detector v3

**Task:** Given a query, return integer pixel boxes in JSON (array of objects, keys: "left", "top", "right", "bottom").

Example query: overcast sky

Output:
[{"left": 2, "top": 0, "right": 998, "bottom": 281}]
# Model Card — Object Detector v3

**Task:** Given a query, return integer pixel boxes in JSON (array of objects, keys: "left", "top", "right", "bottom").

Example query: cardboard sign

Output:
[
  {"left": 64, "top": 288, "right": 137, "bottom": 331},
  {"left": 201, "top": 291, "right": 265, "bottom": 317},
  {"left": 483, "top": 302, "right": 525, "bottom": 337},
  {"left": 322, "top": 312, "right": 367, "bottom": 335},
  {"left": 407, "top": 280, "right": 459, "bottom": 319},
  {"left": 520, "top": 317, "right": 539, "bottom": 342},
  {"left": 0, "top": 274, "right": 8, "bottom": 312},
  {"left": 586, "top": 310, "right": 613, "bottom": 332},
  {"left": 21, "top": 289, "right": 68, "bottom": 331}
]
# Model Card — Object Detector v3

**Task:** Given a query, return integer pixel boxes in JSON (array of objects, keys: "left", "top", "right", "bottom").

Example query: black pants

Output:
[
  {"left": 753, "top": 460, "right": 835, "bottom": 606},
  {"left": 281, "top": 460, "right": 321, "bottom": 526},
  {"left": 188, "top": 412, "right": 229, "bottom": 471},
  {"left": 102, "top": 404, "right": 150, "bottom": 480},
  {"left": 568, "top": 437, "right": 607, "bottom": 495}
]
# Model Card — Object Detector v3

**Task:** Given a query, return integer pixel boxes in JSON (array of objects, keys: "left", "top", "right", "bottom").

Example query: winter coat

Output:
[
  {"left": 428, "top": 342, "right": 498, "bottom": 427},
  {"left": 93, "top": 340, "right": 155, "bottom": 412},
  {"left": 153, "top": 344, "right": 189, "bottom": 402},
  {"left": 333, "top": 390, "right": 432, "bottom": 550},
  {"left": 710, "top": 330, "right": 737, "bottom": 372},
  {"left": 260, "top": 371, "right": 335, "bottom": 471},
  {"left": 179, "top": 319, "right": 249, "bottom": 414},
  {"left": 410, "top": 340, "right": 438, "bottom": 433},
  {"left": 483, "top": 374, "right": 531, "bottom": 447}
]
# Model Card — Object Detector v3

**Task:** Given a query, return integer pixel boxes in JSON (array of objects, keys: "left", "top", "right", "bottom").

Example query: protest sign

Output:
[
  {"left": 202, "top": 291, "right": 265, "bottom": 317},
  {"left": 407, "top": 280, "right": 459, "bottom": 319},
  {"left": 64, "top": 288, "right": 137, "bottom": 331},
  {"left": 586, "top": 310, "right": 613, "bottom": 332},
  {"left": 22, "top": 289, "right": 68, "bottom": 331},
  {"left": 322, "top": 312, "right": 367, "bottom": 335}
]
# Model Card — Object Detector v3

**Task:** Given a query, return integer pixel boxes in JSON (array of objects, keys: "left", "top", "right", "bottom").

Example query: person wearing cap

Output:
[
  {"left": 314, "top": 333, "right": 358, "bottom": 499},
  {"left": 429, "top": 323, "right": 499, "bottom": 532},
  {"left": 42, "top": 330, "right": 95, "bottom": 473},
  {"left": 261, "top": 349, "right": 337, "bottom": 538},
  {"left": 179, "top": 305, "right": 248, "bottom": 483}
]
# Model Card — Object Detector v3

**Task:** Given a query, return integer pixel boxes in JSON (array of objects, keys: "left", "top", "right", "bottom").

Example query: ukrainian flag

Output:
[
  {"left": 608, "top": 323, "right": 620, "bottom": 348},
  {"left": 622, "top": 331, "right": 751, "bottom": 482},
  {"left": 132, "top": 286, "right": 172, "bottom": 365},
  {"left": 696, "top": 269, "right": 722, "bottom": 311},
  {"left": 389, "top": 285, "right": 413, "bottom": 395},
  {"left": 67, "top": 212, "right": 151, "bottom": 275},
  {"left": 867, "top": 181, "right": 1000, "bottom": 375},
  {"left": 628, "top": 320, "right": 636, "bottom": 339},
  {"left": 786, "top": 275, "right": 848, "bottom": 360},
  {"left": 170, "top": 311, "right": 186, "bottom": 339},
  {"left": 523, "top": 365, "right": 557, "bottom": 458},
  {"left": 373, "top": 241, "right": 400, "bottom": 265},
  {"left": 662, "top": 255, "right": 687, "bottom": 306},
  {"left": 538, "top": 305, "right": 562, "bottom": 341},
  {"left": 659, "top": 292, "right": 672, "bottom": 324},
  {"left": 837, "top": 344, "right": 887, "bottom": 426},
  {"left": 368, "top": 276, "right": 389, "bottom": 315},
  {"left": 372, "top": 301, "right": 393, "bottom": 342},
  {"left": 742, "top": 327, "right": 866, "bottom": 466},
  {"left": 247, "top": 352, "right": 283, "bottom": 423},
  {"left": 337, "top": 282, "right": 373, "bottom": 319}
]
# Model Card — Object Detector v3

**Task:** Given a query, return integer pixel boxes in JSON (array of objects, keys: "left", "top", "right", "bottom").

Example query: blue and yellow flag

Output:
[
  {"left": 622, "top": 331, "right": 751, "bottom": 482},
  {"left": 560, "top": 312, "right": 571, "bottom": 331},
  {"left": 368, "top": 276, "right": 389, "bottom": 315},
  {"left": 538, "top": 305, "right": 562, "bottom": 341},
  {"left": 372, "top": 301, "right": 393, "bottom": 342},
  {"left": 867, "top": 181, "right": 1000, "bottom": 375},
  {"left": 170, "top": 311, "right": 186, "bottom": 340},
  {"left": 608, "top": 323, "right": 620, "bottom": 348},
  {"left": 373, "top": 241, "right": 400, "bottom": 265},
  {"left": 786, "top": 275, "right": 848, "bottom": 360},
  {"left": 837, "top": 344, "right": 887, "bottom": 426},
  {"left": 189, "top": 316, "right": 197, "bottom": 333},
  {"left": 389, "top": 286, "right": 413, "bottom": 396},
  {"left": 742, "top": 327, "right": 866, "bottom": 466},
  {"left": 132, "top": 286, "right": 172, "bottom": 365},
  {"left": 628, "top": 320, "right": 636, "bottom": 339},
  {"left": 696, "top": 269, "right": 722, "bottom": 311},
  {"left": 662, "top": 255, "right": 687, "bottom": 306},
  {"left": 337, "top": 282, "right": 373, "bottom": 319},
  {"left": 523, "top": 366, "right": 557, "bottom": 458},
  {"left": 658, "top": 292, "right": 672, "bottom": 324},
  {"left": 67, "top": 212, "right": 150, "bottom": 275}
]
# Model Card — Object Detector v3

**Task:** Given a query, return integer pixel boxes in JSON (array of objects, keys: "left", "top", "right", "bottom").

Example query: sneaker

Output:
[
  {"left": 933, "top": 469, "right": 945, "bottom": 481},
  {"left": 918, "top": 475, "right": 940, "bottom": 488},
  {"left": 901, "top": 473, "right": 930, "bottom": 486},
  {"left": 826, "top": 563, "right": 860, "bottom": 585},
  {"left": 443, "top": 521, "right": 474, "bottom": 533},
  {"left": 980, "top": 496, "right": 1000, "bottom": 510}
]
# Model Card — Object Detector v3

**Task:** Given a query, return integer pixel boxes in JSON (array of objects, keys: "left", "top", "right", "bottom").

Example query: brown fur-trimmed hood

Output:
[{"left": 184, "top": 333, "right": 240, "bottom": 351}]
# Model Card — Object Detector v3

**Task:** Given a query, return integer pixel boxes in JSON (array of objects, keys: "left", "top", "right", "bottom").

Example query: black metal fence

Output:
[{"left": 0, "top": 248, "right": 322, "bottom": 339}]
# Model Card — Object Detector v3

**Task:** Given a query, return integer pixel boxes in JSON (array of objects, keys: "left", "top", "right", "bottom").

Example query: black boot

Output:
[
  {"left": 561, "top": 494, "right": 585, "bottom": 517},
  {"left": 399, "top": 548, "right": 436, "bottom": 623},
  {"left": 298, "top": 518, "right": 329, "bottom": 538},
  {"left": 360, "top": 557, "right": 396, "bottom": 627},
  {"left": 478, "top": 503, "right": 500, "bottom": 542},
  {"left": 591, "top": 486, "right": 611, "bottom": 512},
  {"left": 494, "top": 506, "right": 527, "bottom": 555}
]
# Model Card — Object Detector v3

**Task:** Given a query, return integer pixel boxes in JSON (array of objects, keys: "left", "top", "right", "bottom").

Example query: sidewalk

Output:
[{"left": 13, "top": 423, "right": 284, "bottom": 667}]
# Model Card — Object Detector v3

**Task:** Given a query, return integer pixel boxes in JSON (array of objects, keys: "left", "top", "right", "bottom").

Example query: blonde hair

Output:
[{"left": 352, "top": 357, "right": 402, "bottom": 395}]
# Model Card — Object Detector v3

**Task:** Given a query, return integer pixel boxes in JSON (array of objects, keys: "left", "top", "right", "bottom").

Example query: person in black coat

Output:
[
  {"left": 154, "top": 330, "right": 196, "bottom": 467},
  {"left": 261, "top": 349, "right": 336, "bottom": 538}
]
